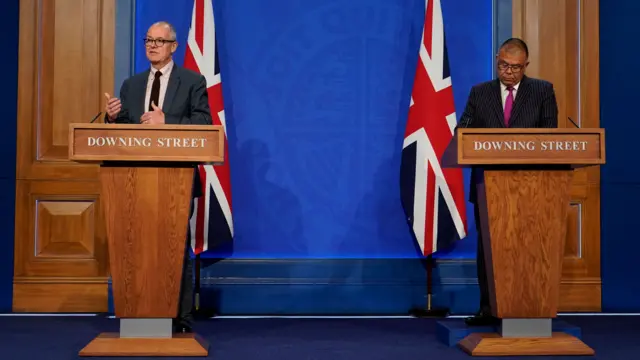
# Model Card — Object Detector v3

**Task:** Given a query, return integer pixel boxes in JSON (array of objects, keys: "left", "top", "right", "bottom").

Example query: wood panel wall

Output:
[
  {"left": 513, "top": 0, "right": 601, "bottom": 311},
  {"left": 13, "top": 0, "right": 114, "bottom": 312}
]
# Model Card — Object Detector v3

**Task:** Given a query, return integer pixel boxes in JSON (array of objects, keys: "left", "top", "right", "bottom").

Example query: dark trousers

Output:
[
  {"left": 474, "top": 202, "right": 491, "bottom": 314},
  {"left": 176, "top": 191, "right": 196, "bottom": 327},
  {"left": 177, "top": 238, "right": 194, "bottom": 327}
]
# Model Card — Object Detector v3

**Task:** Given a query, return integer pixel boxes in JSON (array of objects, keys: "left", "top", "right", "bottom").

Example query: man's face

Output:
[
  {"left": 496, "top": 48, "right": 528, "bottom": 86},
  {"left": 145, "top": 25, "right": 177, "bottom": 66}
]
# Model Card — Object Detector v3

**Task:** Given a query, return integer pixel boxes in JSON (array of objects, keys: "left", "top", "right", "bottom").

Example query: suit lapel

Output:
[
  {"left": 163, "top": 66, "right": 181, "bottom": 115},
  {"left": 508, "top": 76, "right": 531, "bottom": 127},
  {"left": 132, "top": 70, "right": 150, "bottom": 123},
  {"left": 490, "top": 80, "right": 505, "bottom": 127}
]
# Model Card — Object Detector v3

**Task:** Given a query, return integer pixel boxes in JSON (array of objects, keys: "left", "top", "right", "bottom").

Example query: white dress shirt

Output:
[
  {"left": 144, "top": 60, "right": 174, "bottom": 111},
  {"left": 500, "top": 81, "right": 520, "bottom": 109}
]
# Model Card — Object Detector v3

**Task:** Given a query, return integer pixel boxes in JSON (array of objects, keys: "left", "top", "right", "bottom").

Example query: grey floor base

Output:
[
  {"left": 500, "top": 318, "right": 552, "bottom": 337},
  {"left": 119, "top": 318, "right": 173, "bottom": 338}
]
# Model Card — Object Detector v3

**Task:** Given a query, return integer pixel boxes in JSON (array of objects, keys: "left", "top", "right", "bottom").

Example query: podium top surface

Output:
[
  {"left": 443, "top": 128, "right": 605, "bottom": 167},
  {"left": 68, "top": 123, "right": 225, "bottom": 163}
]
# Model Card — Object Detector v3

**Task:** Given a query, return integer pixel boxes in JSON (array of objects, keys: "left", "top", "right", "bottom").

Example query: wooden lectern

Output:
[
  {"left": 442, "top": 128, "right": 605, "bottom": 357},
  {"left": 68, "top": 123, "right": 225, "bottom": 357}
]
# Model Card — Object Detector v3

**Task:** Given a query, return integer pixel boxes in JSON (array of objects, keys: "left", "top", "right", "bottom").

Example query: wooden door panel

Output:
[
  {"left": 14, "top": 180, "right": 106, "bottom": 278},
  {"left": 13, "top": 282, "right": 108, "bottom": 313},
  {"left": 16, "top": 0, "right": 110, "bottom": 180},
  {"left": 40, "top": 0, "right": 104, "bottom": 160},
  {"left": 14, "top": 0, "right": 114, "bottom": 312},
  {"left": 513, "top": 0, "right": 601, "bottom": 311}
]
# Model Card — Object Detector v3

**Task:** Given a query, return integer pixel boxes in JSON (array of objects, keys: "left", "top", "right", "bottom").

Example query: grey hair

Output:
[{"left": 149, "top": 21, "right": 177, "bottom": 41}]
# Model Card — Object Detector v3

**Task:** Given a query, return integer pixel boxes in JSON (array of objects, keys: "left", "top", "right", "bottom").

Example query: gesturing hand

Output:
[
  {"left": 104, "top": 93, "right": 121, "bottom": 121},
  {"left": 140, "top": 102, "right": 165, "bottom": 125}
]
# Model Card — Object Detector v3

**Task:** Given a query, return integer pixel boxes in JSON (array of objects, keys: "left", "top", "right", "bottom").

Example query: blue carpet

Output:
[{"left": 0, "top": 316, "right": 637, "bottom": 359}]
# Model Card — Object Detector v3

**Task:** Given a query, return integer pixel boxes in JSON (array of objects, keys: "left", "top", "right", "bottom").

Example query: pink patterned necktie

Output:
[{"left": 503, "top": 86, "right": 514, "bottom": 126}]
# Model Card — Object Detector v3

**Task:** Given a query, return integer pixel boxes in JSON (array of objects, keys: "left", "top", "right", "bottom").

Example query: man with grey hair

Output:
[
  {"left": 105, "top": 21, "right": 211, "bottom": 125},
  {"left": 104, "top": 21, "right": 213, "bottom": 333}
]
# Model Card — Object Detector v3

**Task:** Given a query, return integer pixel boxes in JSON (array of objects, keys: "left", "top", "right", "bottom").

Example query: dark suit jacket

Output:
[
  {"left": 109, "top": 64, "right": 212, "bottom": 126},
  {"left": 109, "top": 64, "right": 213, "bottom": 197},
  {"left": 457, "top": 75, "right": 559, "bottom": 202}
]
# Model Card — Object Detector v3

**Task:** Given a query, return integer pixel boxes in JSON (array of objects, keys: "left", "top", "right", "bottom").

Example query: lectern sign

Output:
[
  {"left": 87, "top": 136, "right": 207, "bottom": 149},
  {"left": 456, "top": 128, "right": 605, "bottom": 165},
  {"left": 69, "top": 124, "right": 224, "bottom": 163}
]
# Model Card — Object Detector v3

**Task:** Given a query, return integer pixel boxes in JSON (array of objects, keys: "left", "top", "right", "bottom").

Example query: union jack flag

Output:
[
  {"left": 400, "top": 0, "right": 467, "bottom": 256},
  {"left": 185, "top": 0, "right": 233, "bottom": 254}
]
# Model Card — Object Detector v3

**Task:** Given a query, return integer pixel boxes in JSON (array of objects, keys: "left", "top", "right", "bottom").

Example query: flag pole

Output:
[
  {"left": 409, "top": 254, "right": 450, "bottom": 317},
  {"left": 192, "top": 253, "right": 217, "bottom": 319},
  {"left": 194, "top": 253, "right": 201, "bottom": 310}
]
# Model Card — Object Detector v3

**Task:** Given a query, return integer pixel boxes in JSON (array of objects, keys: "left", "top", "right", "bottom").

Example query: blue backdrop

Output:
[
  {"left": 122, "top": 0, "right": 494, "bottom": 314},
  {"left": 600, "top": 0, "right": 640, "bottom": 312},
  {"left": 134, "top": 0, "right": 492, "bottom": 260}
]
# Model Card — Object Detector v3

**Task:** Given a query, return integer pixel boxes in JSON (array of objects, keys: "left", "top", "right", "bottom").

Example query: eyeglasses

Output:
[
  {"left": 498, "top": 61, "right": 525, "bottom": 73},
  {"left": 143, "top": 38, "right": 175, "bottom": 47}
]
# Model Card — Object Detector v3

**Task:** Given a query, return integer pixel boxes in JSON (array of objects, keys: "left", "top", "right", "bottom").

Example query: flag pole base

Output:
[
  {"left": 192, "top": 255, "right": 217, "bottom": 319},
  {"left": 193, "top": 307, "right": 217, "bottom": 319},
  {"left": 409, "top": 307, "right": 450, "bottom": 318}
]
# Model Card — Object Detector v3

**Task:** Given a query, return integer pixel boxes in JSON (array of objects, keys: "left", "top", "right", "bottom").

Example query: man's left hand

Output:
[{"left": 141, "top": 102, "right": 165, "bottom": 124}]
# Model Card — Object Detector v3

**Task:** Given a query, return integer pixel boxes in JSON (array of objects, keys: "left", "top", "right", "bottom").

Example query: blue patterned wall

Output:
[
  {"left": 133, "top": 0, "right": 493, "bottom": 259},
  {"left": 118, "top": 0, "right": 496, "bottom": 314}
]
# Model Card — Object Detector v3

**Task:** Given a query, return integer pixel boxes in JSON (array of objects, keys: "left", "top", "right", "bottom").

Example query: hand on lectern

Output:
[
  {"left": 140, "top": 102, "right": 165, "bottom": 125},
  {"left": 104, "top": 93, "right": 121, "bottom": 121}
]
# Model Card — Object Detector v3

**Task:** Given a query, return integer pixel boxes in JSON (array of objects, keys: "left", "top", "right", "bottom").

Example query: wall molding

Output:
[
  {"left": 109, "top": 258, "right": 483, "bottom": 315},
  {"left": 116, "top": 258, "right": 595, "bottom": 315}
]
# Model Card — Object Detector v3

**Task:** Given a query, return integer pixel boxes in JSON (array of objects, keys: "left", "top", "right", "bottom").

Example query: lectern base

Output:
[
  {"left": 458, "top": 332, "right": 594, "bottom": 356},
  {"left": 78, "top": 333, "right": 209, "bottom": 357}
]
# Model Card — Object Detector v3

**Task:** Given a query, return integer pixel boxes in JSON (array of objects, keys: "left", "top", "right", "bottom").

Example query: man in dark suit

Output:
[
  {"left": 457, "top": 38, "right": 558, "bottom": 326},
  {"left": 104, "top": 21, "right": 212, "bottom": 333}
]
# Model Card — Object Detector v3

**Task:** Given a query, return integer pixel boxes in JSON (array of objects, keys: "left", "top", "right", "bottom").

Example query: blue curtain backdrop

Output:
[
  {"left": 99, "top": 0, "right": 498, "bottom": 315},
  {"left": 133, "top": 0, "right": 492, "bottom": 260}
]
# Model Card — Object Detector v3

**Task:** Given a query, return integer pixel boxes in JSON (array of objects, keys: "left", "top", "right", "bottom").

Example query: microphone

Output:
[
  {"left": 457, "top": 115, "right": 473, "bottom": 129},
  {"left": 454, "top": 118, "right": 472, "bottom": 135},
  {"left": 567, "top": 116, "right": 580, "bottom": 128},
  {"left": 89, "top": 111, "right": 103, "bottom": 123}
]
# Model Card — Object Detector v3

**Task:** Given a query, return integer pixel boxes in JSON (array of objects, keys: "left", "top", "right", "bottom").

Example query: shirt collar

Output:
[
  {"left": 150, "top": 60, "right": 174, "bottom": 77},
  {"left": 500, "top": 81, "right": 520, "bottom": 92}
]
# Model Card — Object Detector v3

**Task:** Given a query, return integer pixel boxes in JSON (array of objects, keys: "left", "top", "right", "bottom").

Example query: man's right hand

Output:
[{"left": 104, "top": 93, "right": 121, "bottom": 120}]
